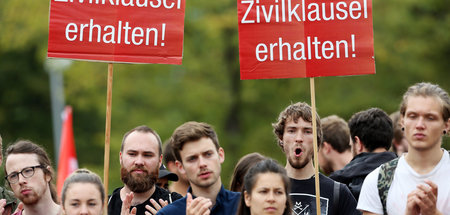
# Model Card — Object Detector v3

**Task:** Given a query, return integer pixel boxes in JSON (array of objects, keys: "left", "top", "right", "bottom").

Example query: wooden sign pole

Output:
[
  {"left": 103, "top": 63, "right": 113, "bottom": 214},
  {"left": 310, "top": 77, "right": 321, "bottom": 215}
]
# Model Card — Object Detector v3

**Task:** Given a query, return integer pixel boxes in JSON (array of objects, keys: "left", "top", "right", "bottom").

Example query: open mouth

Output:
[{"left": 295, "top": 148, "right": 302, "bottom": 156}]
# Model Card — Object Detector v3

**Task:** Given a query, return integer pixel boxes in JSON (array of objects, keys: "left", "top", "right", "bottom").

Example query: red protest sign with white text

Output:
[
  {"left": 48, "top": 0, "right": 185, "bottom": 65},
  {"left": 238, "top": 0, "right": 375, "bottom": 79}
]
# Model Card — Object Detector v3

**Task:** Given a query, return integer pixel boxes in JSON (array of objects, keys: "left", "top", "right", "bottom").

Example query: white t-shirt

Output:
[{"left": 357, "top": 150, "right": 450, "bottom": 215}]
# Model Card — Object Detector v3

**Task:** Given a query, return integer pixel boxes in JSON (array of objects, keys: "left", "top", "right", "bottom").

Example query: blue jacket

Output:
[{"left": 157, "top": 185, "right": 240, "bottom": 215}]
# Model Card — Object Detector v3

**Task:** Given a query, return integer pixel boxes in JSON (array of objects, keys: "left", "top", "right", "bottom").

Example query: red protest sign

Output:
[
  {"left": 48, "top": 0, "right": 185, "bottom": 65},
  {"left": 238, "top": 0, "right": 375, "bottom": 79}
]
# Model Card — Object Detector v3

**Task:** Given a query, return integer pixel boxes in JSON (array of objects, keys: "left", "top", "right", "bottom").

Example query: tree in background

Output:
[{"left": 0, "top": 0, "right": 448, "bottom": 191}]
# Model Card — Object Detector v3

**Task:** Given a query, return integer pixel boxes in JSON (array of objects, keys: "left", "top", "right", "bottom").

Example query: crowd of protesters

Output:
[{"left": 0, "top": 82, "right": 449, "bottom": 215}]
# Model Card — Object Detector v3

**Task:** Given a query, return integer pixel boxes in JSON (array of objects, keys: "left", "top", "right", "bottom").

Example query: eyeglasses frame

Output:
[{"left": 5, "top": 165, "right": 46, "bottom": 184}]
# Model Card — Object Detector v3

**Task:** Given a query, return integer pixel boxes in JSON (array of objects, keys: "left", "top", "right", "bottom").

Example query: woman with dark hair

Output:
[
  {"left": 229, "top": 152, "right": 266, "bottom": 192},
  {"left": 61, "top": 169, "right": 105, "bottom": 215},
  {"left": 237, "top": 159, "right": 291, "bottom": 215}
]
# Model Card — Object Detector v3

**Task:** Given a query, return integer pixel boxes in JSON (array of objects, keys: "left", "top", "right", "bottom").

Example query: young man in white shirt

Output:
[{"left": 358, "top": 82, "right": 450, "bottom": 215}]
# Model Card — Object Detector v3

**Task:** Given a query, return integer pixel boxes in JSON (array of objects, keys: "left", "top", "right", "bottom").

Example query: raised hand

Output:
[
  {"left": 12, "top": 202, "right": 23, "bottom": 215},
  {"left": 0, "top": 199, "right": 6, "bottom": 215},
  {"left": 186, "top": 193, "right": 212, "bottom": 215},
  {"left": 144, "top": 198, "right": 168, "bottom": 215},
  {"left": 121, "top": 192, "right": 137, "bottom": 215},
  {"left": 405, "top": 180, "right": 443, "bottom": 215}
]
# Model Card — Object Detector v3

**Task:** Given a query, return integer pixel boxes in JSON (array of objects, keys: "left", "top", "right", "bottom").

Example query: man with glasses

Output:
[{"left": 4, "top": 140, "right": 61, "bottom": 215}]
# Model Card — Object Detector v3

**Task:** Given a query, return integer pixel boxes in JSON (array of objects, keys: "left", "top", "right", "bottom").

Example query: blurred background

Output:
[{"left": 0, "top": 0, "right": 448, "bottom": 193}]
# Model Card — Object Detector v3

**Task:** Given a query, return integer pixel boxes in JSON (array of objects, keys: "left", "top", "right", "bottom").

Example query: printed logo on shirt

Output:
[{"left": 290, "top": 193, "right": 329, "bottom": 215}]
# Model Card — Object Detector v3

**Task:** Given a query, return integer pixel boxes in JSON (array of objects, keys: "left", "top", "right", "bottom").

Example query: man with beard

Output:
[
  {"left": 108, "top": 125, "right": 183, "bottom": 215},
  {"left": 273, "top": 102, "right": 359, "bottom": 215},
  {"left": 4, "top": 140, "right": 61, "bottom": 215},
  {"left": 157, "top": 121, "right": 240, "bottom": 215}
]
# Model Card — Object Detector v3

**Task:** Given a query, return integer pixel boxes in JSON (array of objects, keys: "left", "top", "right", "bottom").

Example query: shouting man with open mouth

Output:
[{"left": 273, "top": 102, "right": 359, "bottom": 215}]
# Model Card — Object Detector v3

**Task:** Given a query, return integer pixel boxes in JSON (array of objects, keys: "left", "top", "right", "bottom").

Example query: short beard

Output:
[
  {"left": 121, "top": 167, "right": 158, "bottom": 193},
  {"left": 288, "top": 150, "right": 313, "bottom": 170},
  {"left": 288, "top": 156, "right": 309, "bottom": 169},
  {"left": 19, "top": 192, "right": 40, "bottom": 205}
]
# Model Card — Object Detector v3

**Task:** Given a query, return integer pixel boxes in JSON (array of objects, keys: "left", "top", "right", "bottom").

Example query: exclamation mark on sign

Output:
[
  {"left": 351, "top": 34, "right": 356, "bottom": 57},
  {"left": 161, "top": 23, "right": 166, "bottom": 47}
]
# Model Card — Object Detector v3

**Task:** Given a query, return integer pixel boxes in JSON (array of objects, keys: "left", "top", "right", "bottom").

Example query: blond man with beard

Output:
[
  {"left": 4, "top": 140, "right": 61, "bottom": 215},
  {"left": 108, "top": 126, "right": 182, "bottom": 215}
]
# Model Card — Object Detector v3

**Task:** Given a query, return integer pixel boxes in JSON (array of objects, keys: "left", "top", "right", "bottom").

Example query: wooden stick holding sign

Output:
[
  {"left": 48, "top": 2, "right": 186, "bottom": 215},
  {"left": 238, "top": 1, "right": 374, "bottom": 214},
  {"left": 310, "top": 77, "right": 321, "bottom": 215},
  {"left": 103, "top": 63, "right": 113, "bottom": 214}
]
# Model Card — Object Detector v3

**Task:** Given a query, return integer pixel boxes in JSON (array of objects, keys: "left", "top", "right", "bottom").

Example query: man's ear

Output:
[
  {"left": 175, "top": 160, "right": 185, "bottom": 175},
  {"left": 322, "top": 141, "right": 332, "bottom": 154},
  {"left": 45, "top": 166, "right": 52, "bottom": 183},
  {"left": 400, "top": 116, "right": 405, "bottom": 129},
  {"left": 159, "top": 154, "right": 163, "bottom": 168},
  {"left": 119, "top": 151, "right": 123, "bottom": 166},
  {"left": 354, "top": 136, "right": 363, "bottom": 153},
  {"left": 218, "top": 147, "right": 225, "bottom": 164},
  {"left": 279, "top": 139, "right": 285, "bottom": 152},
  {"left": 166, "top": 161, "right": 177, "bottom": 173}
]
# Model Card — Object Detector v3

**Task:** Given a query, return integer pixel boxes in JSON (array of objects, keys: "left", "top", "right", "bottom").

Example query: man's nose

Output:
[
  {"left": 295, "top": 131, "right": 304, "bottom": 142},
  {"left": 198, "top": 156, "right": 207, "bottom": 167},
  {"left": 416, "top": 117, "right": 426, "bottom": 129},
  {"left": 134, "top": 155, "right": 145, "bottom": 165},
  {"left": 18, "top": 173, "right": 28, "bottom": 184}
]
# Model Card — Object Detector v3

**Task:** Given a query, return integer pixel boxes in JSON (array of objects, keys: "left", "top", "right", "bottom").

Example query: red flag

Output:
[{"left": 57, "top": 106, "right": 78, "bottom": 198}]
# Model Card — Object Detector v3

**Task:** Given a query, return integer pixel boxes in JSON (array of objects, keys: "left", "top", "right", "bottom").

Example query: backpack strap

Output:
[
  {"left": 377, "top": 158, "right": 399, "bottom": 215},
  {"left": 333, "top": 181, "right": 340, "bottom": 215}
]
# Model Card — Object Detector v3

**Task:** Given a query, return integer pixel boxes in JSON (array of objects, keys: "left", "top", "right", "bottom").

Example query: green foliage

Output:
[{"left": 0, "top": 0, "right": 448, "bottom": 193}]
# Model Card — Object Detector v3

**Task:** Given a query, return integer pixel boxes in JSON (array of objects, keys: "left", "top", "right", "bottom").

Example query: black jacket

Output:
[
  {"left": 329, "top": 151, "right": 397, "bottom": 200},
  {"left": 108, "top": 186, "right": 183, "bottom": 215}
]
